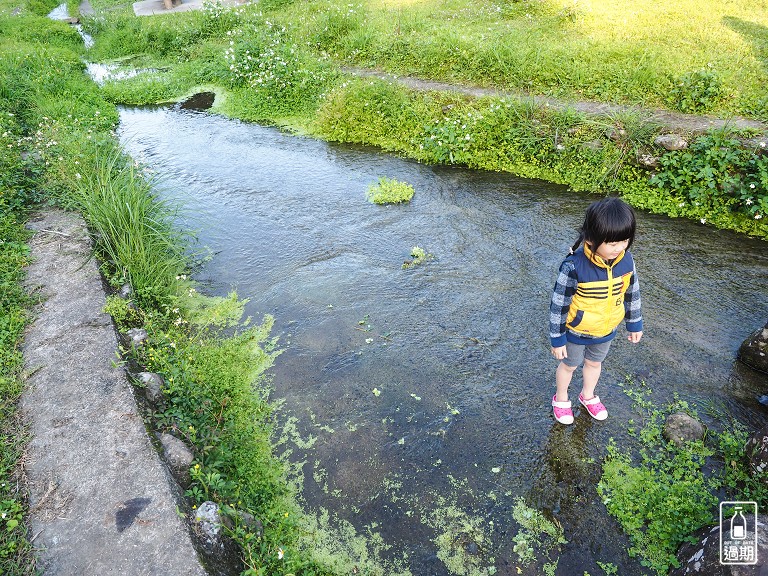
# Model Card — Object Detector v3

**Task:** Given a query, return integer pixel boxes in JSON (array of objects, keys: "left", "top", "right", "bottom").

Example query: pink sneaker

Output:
[
  {"left": 579, "top": 394, "right": 608, "bottom": 421},
  {"left": 552, "top": 395, "right": 574, "bottom": 425}
]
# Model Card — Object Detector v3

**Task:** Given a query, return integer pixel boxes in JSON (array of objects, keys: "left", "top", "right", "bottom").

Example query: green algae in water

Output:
[
  {"left": 511, "top": 498, "right": 567, "bottom": 566},
  {"left": 366, "top": 177, "right": 415, "bottom": 205},
  {"left": 298, "top": 508, "right": 413, "bottom": 576}
]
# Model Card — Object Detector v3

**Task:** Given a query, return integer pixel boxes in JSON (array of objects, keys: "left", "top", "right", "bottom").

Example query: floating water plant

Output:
[
  {"left": 402, "top": 245, "right": 431, "bottom": 269},
  {"left": 366, "top": 176, "right": 415, "bottom": 204}
]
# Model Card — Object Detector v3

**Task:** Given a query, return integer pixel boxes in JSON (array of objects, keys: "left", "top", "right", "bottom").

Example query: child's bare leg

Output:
[
  {"left": 580, "top": 359, "right": 602, "bottom": 399},
  {"left": 555, "top": 362, "right": 577, "bottom": 402}
]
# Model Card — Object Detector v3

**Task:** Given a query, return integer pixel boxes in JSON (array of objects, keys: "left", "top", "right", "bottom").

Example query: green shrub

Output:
[
  {"left": 366, "top": 176, "right": 414, "bottom": 204},
  {"left": 650, "top": 128, "right": 768, "bottom": 220},
  {"left": 668, "top": 68, "right": 723, "bottom": 113}
]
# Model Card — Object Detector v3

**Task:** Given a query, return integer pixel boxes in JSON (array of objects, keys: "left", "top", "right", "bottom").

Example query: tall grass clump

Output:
[{"left": 68, "top": 148, "right": 189, "bottom": 307}]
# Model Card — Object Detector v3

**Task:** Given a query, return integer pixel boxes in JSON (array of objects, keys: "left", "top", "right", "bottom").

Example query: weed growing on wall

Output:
[{"left": 651, "top": 128, "right": 768, "bottom": 221}]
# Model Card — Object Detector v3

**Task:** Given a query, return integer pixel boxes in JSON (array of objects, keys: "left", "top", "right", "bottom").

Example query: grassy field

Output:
[{"left": 274, "top": 0, "right": 768, "bottom": 118}]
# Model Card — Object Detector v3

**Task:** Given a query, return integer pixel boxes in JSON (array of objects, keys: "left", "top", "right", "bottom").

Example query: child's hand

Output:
[
  {"left": 628, "top": 331, "right": 643, "bottom": 343},
  {"left": 551, "top": 345, "right": 567, "bottom": 360}
]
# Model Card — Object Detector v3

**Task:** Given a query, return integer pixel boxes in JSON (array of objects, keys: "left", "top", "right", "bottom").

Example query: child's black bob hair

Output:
[{"left": 570, "top": 197, "right": 636, "bottom": 254}]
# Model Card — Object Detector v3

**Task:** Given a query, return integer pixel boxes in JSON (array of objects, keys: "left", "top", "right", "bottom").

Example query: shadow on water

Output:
[
  {"left": 179, "top": 92, "right": 216, "bottom": 111},
  {"left": 117, "top": 105, "right": 768, "bottom": 575}
]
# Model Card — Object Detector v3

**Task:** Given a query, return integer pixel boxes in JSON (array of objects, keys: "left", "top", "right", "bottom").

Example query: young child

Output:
[{"left": 549, "top": 197, "right": 643, "bottom": 424}]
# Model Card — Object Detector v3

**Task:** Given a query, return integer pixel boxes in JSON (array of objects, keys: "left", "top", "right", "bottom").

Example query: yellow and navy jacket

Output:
[{"left": 549, "top": 243, "right": 643, "bottom": 347}]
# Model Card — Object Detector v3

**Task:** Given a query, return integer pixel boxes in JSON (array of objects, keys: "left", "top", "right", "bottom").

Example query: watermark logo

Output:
[{"left": 720, "top": 501, "right": 758, "bottom": 565}]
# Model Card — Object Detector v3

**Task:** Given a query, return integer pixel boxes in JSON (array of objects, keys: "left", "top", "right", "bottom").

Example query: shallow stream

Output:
[{"left": 118, "top": 104, "right": 768, "bottom": 575}]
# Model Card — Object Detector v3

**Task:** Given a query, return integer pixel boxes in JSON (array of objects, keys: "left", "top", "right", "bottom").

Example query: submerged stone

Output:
[{"left": 663, "top": 412, "right": 705, "bottom": 447}]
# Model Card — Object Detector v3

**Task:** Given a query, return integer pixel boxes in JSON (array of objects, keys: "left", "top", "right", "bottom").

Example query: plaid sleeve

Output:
[
  {"left": 624, "top": 264, "right": 643, "bottom": 332},
  {"left": 549, "top": 260, "right": 577, "bottom": 347}
]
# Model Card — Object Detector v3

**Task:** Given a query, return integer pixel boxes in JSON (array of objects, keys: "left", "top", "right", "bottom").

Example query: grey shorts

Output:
[{"left": 562, "top": 340, "right": 612, "bottom": 368}]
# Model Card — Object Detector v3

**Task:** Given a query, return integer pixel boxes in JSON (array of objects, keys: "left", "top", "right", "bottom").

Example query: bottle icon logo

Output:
[
  {"left": 730, "top": 507, "right": 747, "bottom": 540},
  {"left": 720, "top": 501, "right": 758, "bottom": 565}
]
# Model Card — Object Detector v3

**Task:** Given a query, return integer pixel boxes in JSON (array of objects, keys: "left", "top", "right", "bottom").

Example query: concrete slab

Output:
[
  {"left": 21, "top": 209, "right": 208, "bottom": 576},
  {"left": 133, "top": 0, "right": 240, "bottom": 17}
]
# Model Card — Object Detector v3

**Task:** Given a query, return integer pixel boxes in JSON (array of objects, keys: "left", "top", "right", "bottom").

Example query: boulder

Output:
[
  {"left": 663, "top": 412, "right": 705, "bottom": 447},
  {"left": 636, "top": 151, "right": 659, "bottom": 169},
  {"left": 192, "top": 501, "right": 244, "bottom": 574},
  {"left": 157, "top": 433, "right": 194, "bottom": 487},
  {"left": 746, "top": 425, "right": 768, "bottom": 478},
  {"left": 118, "top": 283, "right": 133, "bottom": 299},
  {"left": 738, "top": 321, "right": 768, "bottom": 374},
  {"left": 671, "top": 514, "right": 768, "bottom": 575},
  {"left": 193, "top": 501, "right": 225, "bottom": 554},
  {"left": 655, "top": 134, "right": 688, "bottom": 151}
]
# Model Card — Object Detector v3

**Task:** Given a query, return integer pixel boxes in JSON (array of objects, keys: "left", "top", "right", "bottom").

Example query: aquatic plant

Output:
[
  {"left": 510, "top": 498, "right": 567, "bottom": 567},
  {"left": 402, "top": 245, "right": 430, "bottom": 269},
  {"left": 366, "top": 176, "right": 414, "bottom": 204}
]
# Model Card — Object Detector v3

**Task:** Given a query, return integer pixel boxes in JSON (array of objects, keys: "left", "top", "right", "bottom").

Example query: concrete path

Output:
[
  {"left": 21, "top": 209, "right": 208, "bottom": 576},
  {"left": 132, "top": 0, "right": 240, "bottom": 17}
]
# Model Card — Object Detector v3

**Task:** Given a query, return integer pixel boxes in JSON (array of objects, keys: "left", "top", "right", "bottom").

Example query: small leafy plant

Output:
[
  {"left": 650, "top": 128, "right": 768, "bottom": 221},
  {"left": 402, "top": 245, "right": 430, "bottom": 269},
  {"left": 668, "top": 68, "right": 722, "bottom": 113},
  {"left": 598, "top": 380, "right": 767, "bottom": 575},
  {"left": 366, "top": 176, "right": 415, "bottom": 204}
]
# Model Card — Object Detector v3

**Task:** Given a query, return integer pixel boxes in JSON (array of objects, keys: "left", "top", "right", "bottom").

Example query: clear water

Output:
[{"left": 118, "top": 105, "right": 768, "bottom": 575}]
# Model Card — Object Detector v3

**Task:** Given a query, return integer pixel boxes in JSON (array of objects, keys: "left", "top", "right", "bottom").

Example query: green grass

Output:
[
  {"left": 0, "top": 210, "right": 36, "bottom": 576},
  {"left": 272, "top": 0, "right": 768, "bottom": 119},
  {"left": 81, "top": 0, "right": 768, "bottom": 239}
]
